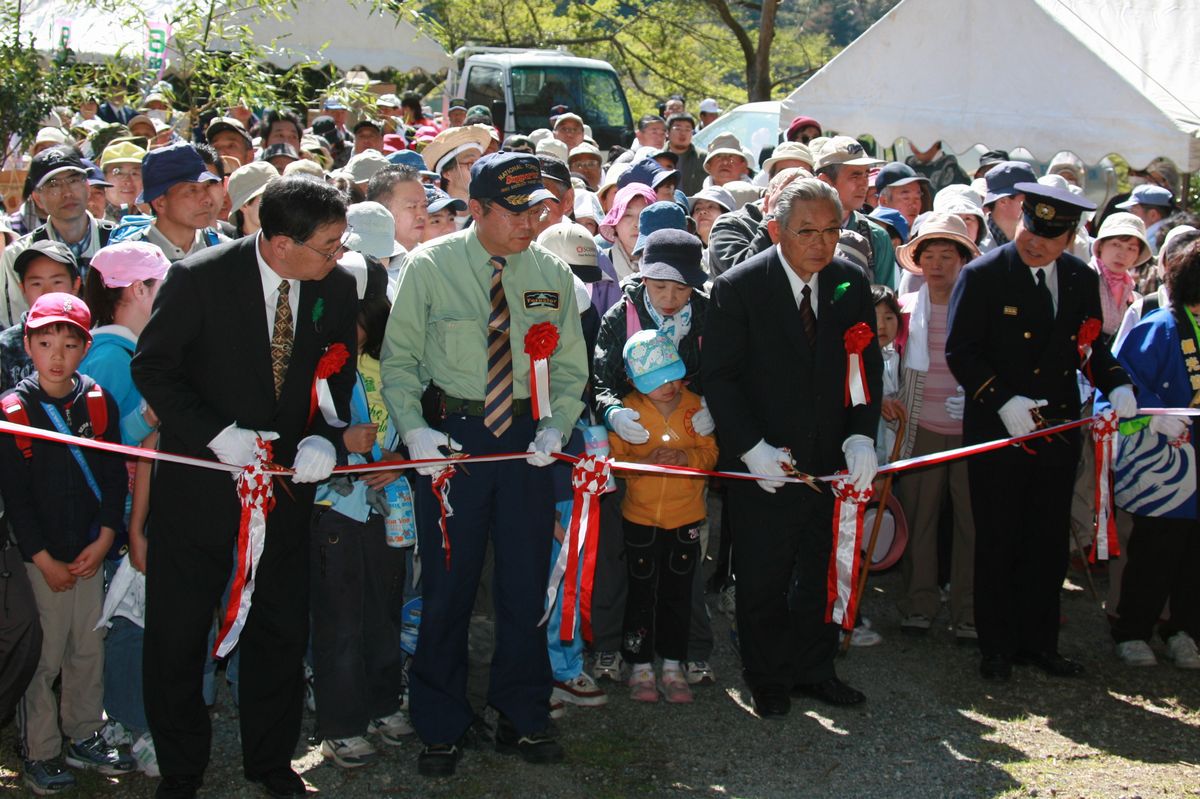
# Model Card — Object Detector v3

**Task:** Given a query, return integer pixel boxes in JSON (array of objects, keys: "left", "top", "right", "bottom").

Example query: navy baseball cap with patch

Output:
[
  {"left": 983, "top": 161, "right": 1038, "bottom": 205},
  {"left": 1015, "top": 182, "right": 1096, "bottom": 238},
  {"left": 424, "top": 185, "right": 467, "bottom": 214},
  {"left": 874, "top": 162, "right": 929, "bottom": 192},
  {"left": 139, "top": 142, "right": 219, "bottom": 204},
  {"left": 469, "top": 152, "right": 555, "bottom": 212},
  {"left": 619, "top": 157, "right": 677, "bottom": 191}
]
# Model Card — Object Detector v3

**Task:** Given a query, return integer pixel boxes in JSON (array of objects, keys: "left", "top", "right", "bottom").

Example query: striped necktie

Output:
[
  {"left": 799, "top": 284, "right": 817, "bottom": 345},
  {"left": 484, "top": 257, "right": 513, "bottom": 436},
  {"left": 270, "top": 279, "right": 293, "bottom": 399}
]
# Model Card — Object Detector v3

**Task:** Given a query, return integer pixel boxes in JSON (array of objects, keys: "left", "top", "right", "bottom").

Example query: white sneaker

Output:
[
  {"left": 131, "top": 732, "right": 159, "bottom": 778},
  {"left": 552, "top": 672, "right": 608, "bottom": 706},
  {"left": 684, "top": 660, "right": 717, "bottom": 684},
  {"left": 1115, "top": 639, "right": 1158, "bottom": 667},
  {"left": 549, "top": 699, "right": 566, "bottom": 720},
  {"left": 592, "top": 651, "right": 625, "bottom": 682},
  {"left": 303, "top": 663, "right": 317, "bottom": 713},
  {"left": 99, "top": 719, "right": 132, "bottom": 748},
  {"left": 901, "top": 614, "right": 933, "bottom": 634},
  {"left": 843, "top": 626, "right": 883, "bottom": 647},
  {"left": 1166, "top": 632, "right": 1200, "bottom": 669},
  {"left": 321, "top": 736, "right": 378, "bottom": 768},
  {"left": 368, "top": 710, "right": 414, "bottom": 746}
]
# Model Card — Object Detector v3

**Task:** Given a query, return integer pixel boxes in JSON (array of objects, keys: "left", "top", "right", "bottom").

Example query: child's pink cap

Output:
[
  {"left": 90, "top": 241, "right": 171, "bottom": 288},
  {"left": 26, "top": 292, "right": 92, "bottom": 341}
]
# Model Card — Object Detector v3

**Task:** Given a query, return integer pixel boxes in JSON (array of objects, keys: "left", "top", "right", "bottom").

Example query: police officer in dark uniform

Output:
[{"left": 946, "top": 183, "right": 1139, "bottom": 681}]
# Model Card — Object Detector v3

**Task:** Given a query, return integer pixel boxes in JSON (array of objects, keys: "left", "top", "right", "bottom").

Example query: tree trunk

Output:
[{"left": 751, "top": 0, "right": 779, "bottom": 101}]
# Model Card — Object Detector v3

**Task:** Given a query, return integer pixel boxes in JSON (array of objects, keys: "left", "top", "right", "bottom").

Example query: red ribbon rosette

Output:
[
  {"left": 1077, "top": 317, "right": 1101, "bottom": 383},
  {"left": 524, "top": 323, "right": 559, "bottom": 420},
  {"left": 1089, "top": 408, "right": 1120, "bottom": 562},
  {"left": 309, "top": 342, "right": 350, "bottom": 428},
  {"left": 843, "top": 322, "right": 874, "bottom": 407}
]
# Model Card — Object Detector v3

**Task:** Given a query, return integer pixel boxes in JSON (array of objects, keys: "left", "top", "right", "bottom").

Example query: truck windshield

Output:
[{"left": 511, "top": 66, "right": 632, "bottom": 147}]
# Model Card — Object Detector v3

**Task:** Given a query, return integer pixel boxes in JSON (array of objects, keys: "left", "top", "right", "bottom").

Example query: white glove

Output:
[
  {"left": 691, "top": 397, "right": 716, "bottom": 436},
  {"left": 1108, "top": 384, "right": 1138, "bottom": 418},
  {"left": 997, "top": 395, "right": 1048, "bottom": 438},
  {"left": 404, "top": 427, "right": 463, "bottom": 476},
  {"left": 526, "top": 427, "right": 564, "bottom": 467},
  {"left": 741, "top": 439, "right": 794, "bottom": 494},
  {"left": 208, "top": 423, "right": 279, "bottom": 467},
  {"left": 841, "top": 434, "right": 878, "bottom": 493},
  {"left": 944, "top": 387, "right": 965, "bottom": 421},
  {"left": 608, "top": 407, "right": 650, "bottom": 444},
  {"left": 1149, "top": 414, "right": 1190, "bottom": 442},
  {"left": 291, "top": 435, "right": 336, "bottom": 483}
]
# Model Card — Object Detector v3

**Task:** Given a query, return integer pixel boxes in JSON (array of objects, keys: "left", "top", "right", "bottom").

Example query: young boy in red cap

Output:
[{"left": 0, "top": 292, "right": 134, "bottom": 794}]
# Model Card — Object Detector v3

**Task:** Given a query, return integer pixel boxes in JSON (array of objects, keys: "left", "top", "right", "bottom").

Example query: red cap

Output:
[
  {"left": 787, "top": 116, "right": 821, "bottom": 141},
  {"left": 26, "top": 292, "right": 92, "bottom": 341}
]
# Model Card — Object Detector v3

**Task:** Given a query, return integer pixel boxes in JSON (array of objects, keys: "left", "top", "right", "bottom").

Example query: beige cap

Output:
[
  {"left": 810, "top": 136, "right": 882, "bottom": 171},
  {"left": 283, "top": 159, "right": 325, "bottom": 180},
  {"left": 552, "top": 112, "right": 584, "bottom": 130},
  {"left": 703, "top": 133, "right": 748, "bottom": 170},
  {"left": 569, "top": 142, "right": 602, "bottom": 161},
  {"left": 35, "top": 127, "right": 68, "bottom": 146},
  {"left": 345, "top": 150, "right": 390, "bottom": 185},
  {"left": 896, "top": 212, "right": 980, "bottom": 274},
  {"left": 761, "top": 141, "right": 813, "bottom": 174},
  {"left": 422, "top": 125, "right": 490, "bottom": 173},
  {"left": 536, "top": 137, "right": 569, "bottom": 164},
  {"left": 228, "top": 162, "right": 278, "bottom": 214},
  {"left": 1093, "top": 211, "right": 1152, "bottom": 267}
]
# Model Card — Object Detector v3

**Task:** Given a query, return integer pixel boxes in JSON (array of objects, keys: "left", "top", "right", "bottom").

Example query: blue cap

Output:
[
  {"left": 634, "top": 201, "right": 687, "bottom": 255},
  {"left": 983, "top": 161, "right": 1038, "bottom": 205},
  {"left": 1014, "top": 181, "right": 1097, "bottom": 238},
  {"left": 424, "top": 184, "right": 467, "bottom": 214},
  {"left": 469, "top": 152, "right": 555, "bottom": 212},
  {"left": 869, "top": 206, "right": 910, "bottom": 244},
  {"left": 619, "top": 157, "right": 678, "bottom": 191},
  {"left": 323, "top": 97, "right": 348, "bottom": 111},
  {"left": 622, "top": 329, "right": 686, "bottom": 395},
  {"left": 1116, "top": 183, "right": 1174, "bottom": 210},
  {"left": 138, "top": 142, "right": 219, "bottom": 204},
  {"left": 387, "top": 149, "right": 426, "bottom": 170},
  {"left": 81, "top": 158, "right": 112, "bottom": 188},
  {"left": 875, "top": 162, "right": 929, "bottom": 192},
  {"left": 639, "top": 229, "right": 706, "bottom": 288}
]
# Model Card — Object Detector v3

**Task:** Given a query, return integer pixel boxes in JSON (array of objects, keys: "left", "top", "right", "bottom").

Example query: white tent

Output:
[
  {"left": 781, "top": 0, "right": 1200, "bottom": 171},
  {"left": 17, "top": 0, "right": 452, "bottom": 74}
]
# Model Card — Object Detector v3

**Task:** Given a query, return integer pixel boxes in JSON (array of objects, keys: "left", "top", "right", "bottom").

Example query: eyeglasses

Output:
[
  {"left": 294, "top": 236, "right": 349, "bottom": 262},
  {"left": 105, "top": 167, "right": 142, "bottom": 180},
  {"left": 784, "top": 225, "right": 842, "bottom": 244},
  {"left": 37, "top": 174, "right": 86, "bottom": 194},
  {"left": 668, "top": 125, "right": 693, "bottom": 133}
]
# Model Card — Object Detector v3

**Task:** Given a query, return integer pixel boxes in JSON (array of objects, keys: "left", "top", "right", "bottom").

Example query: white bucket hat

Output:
[{"left": 1092, "top": 212, "right": 1152, "bottom": 268}]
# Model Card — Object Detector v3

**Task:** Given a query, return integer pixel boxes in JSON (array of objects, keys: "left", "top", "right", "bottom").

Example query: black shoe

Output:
[
  {"left": 494, "top": 717, "right": 564, "bottom": 764},
  {"left": 417, "top": 743, "right": 462, "bottom": 777},
  {"left": 462, "top": 714, "right": 494, "bottom": 748},
  {"left": 156, "top": 776, "right": 203, "bottom": 799},
  {"left": 247, "top": 767, "right": 307, "bottom": 798},
  {"left": 791, "top": 677, "right": 865, "bottom": 706},
  {"left": 1013, "top": 650, "right": 1085, "bottom": 677},
  {"left": 750, "top": 687, "right": 790, "bottom": 719},
  {"left": 980, "top": 654, "right": 1012, "bottom": 682}
]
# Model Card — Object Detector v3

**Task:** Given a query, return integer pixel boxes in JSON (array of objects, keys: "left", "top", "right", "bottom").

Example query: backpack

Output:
[{"left": 1, "top": 385, "right": 109, "bottom": 459}]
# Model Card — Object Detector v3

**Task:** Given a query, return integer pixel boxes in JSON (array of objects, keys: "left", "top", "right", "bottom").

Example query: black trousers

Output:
[
  {"left": 727, "top": 482, "right": 838, "bottom": 691},
  {"left": 309, "top": 509, "right": 405, "bottom": 739},
  {"left": 620, "top": 520, "right": 701, "bottom": 664},
  {"left": 968, "top": 436, "right": 1077, "bottom": 658},
  {"left": 0, "top": 543, "right": 42, "bottom": 726},
  {"left": 144, "top": 481, "right": 311, "bottom": 780},
  {"left": 1112, "top": 514, "right": 1200, "bottom": 643}
]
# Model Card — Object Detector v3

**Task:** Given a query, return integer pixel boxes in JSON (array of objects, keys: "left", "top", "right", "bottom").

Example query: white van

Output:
[{"left": 449, "top": 47, "right": 634, "bottom": 151}]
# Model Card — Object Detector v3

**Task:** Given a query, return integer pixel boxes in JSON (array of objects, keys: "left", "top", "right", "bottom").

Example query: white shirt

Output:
[
  {"left": 778, "top": 247, "right": 819, "bottom": 316},
  {"left": 1029, "top": 263, "right": 1059, "bottom": 314},
  {"left": 255, "top": 232, "right": 300, "bottom": 342},
  {"left": 145, "top": 224, "right": 208, "bottom": 263}
]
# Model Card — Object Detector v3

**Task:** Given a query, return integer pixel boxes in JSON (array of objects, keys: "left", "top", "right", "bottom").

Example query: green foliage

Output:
[{"left": 0, "top": 2, "right": 73, "bottom": 166}]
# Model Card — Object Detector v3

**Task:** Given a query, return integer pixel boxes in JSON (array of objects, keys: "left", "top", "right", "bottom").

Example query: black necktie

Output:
[
  {"left": 799, "top": 284, "right": 817, "bottom": 345},
  {"left": 1035, "top": 269, "right": 1054, "bottom": 318}
]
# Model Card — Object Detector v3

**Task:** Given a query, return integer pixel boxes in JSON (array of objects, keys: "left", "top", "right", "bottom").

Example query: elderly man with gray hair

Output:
[{"left": 702, "top": 178, "right": 882, "bottom": 719}]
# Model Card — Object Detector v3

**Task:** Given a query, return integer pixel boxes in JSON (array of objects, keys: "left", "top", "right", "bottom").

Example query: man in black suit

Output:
[
  {"left": 946, "top": 182, "right": 1138, "bottom": 683},
  {"left": 703, "top": 178, "right": 882, "bottom": 719},
  {"left": 132, "top": 177, "right": 358, "bottom": 798}
]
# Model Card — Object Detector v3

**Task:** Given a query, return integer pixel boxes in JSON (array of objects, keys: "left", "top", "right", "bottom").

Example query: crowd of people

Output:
[{"left": 0, "top": 79, "right": 1198, "bottom": 799}]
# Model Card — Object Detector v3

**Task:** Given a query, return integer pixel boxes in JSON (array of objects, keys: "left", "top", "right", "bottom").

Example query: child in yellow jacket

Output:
[{"left": 609, "top": 330, "right": 717, "bottom": 704}]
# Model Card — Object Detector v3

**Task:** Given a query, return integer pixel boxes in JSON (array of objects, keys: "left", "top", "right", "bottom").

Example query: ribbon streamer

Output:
[
  {"left": 825, "top": 478, "right": 872, "bottom": 630},
  {"left": 1090, "top": 409, "right": 1120, "bottom": 562},
  {"left": 213, "top": 439, "right": 275, "bottom": 657},
  {"left": 431, "top": 466, "right": 456, "bottom": 570},
  {"left": 310, "top": 343, "right": 350, "bottom": 429},
  {"left": 524, "top": 323, "right": 559, "bottom": 421},
  {"left": 554, "top": 456, "right": 611, "bottom": 643},
  {"left": 844, "top": 323, "right": 873, "bottom": 408}
]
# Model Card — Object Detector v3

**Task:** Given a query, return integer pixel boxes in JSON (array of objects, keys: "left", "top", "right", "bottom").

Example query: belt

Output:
[{"left": 443, "top": 395, "right": 531, "bottom": 417}]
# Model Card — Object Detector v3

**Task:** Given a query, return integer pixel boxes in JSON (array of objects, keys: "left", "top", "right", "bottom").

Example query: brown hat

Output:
[
  {"left": 422, "top": 125, "right": 490, "bottom": 173},
  {"left": 896, "top": 213, "right": 980, "bottom": 274}
]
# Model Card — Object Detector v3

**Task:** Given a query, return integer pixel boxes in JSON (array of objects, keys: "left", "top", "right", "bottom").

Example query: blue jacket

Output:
[{"left": 80, "top": 326, "right": 155, "bottom": 446}]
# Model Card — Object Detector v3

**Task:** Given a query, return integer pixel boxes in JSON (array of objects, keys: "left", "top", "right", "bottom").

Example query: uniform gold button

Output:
[
  {"left": 1070, "top": 335, "right": 1077, "bottom": 341},
  {"left": 1064, "top": 370, "right": 1070, "bottom": 376},
  {"left": 1033, "top": 368, "right": 1040, "bottom": 374},
  {"left": 1024, "top": 332, "right": 1032, "bottom": 339}
]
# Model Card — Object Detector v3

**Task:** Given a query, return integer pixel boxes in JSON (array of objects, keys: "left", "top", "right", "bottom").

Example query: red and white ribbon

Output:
[
  {"left": 551, "top": 456, "right": 611, "bottom": 643},
  {"left": 844, "top": 323, "right": 874, "bottom": 407},
  {"left": 1090, "top": 408, "right": 1120, "bottom": 562},
  {"left": 431, "top": 466, "right": 457, "bottom": 570},
  {"left": 825, "top": 478, "right": 872, "bottom": 630},
  {"left": 310, "top": 343, "right": 350, "bottom": 429},
  {"left": 524, "top": 323, "right": 559, "bottom": 421},
  {"left": 213, "top": 439, "right": 275, "bottom": 657}
]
